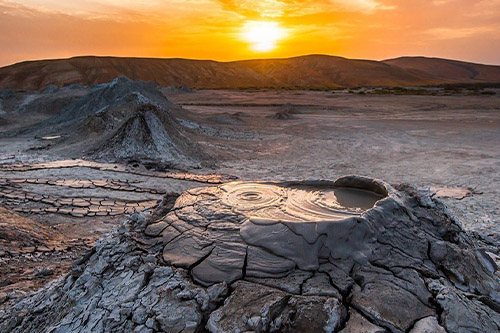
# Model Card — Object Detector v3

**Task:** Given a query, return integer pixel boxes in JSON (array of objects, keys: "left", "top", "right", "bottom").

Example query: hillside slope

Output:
[
  {"left": 384, "top": 56, "right": 500, "bottom": 83},
  {"left": 1, "top": 55, "right": 499, "bottom": 90}
]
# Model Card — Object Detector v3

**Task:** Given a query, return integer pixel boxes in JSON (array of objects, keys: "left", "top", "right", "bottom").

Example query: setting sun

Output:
[{"left": 241, "top": 21, "right": 286, "bottom": 52}]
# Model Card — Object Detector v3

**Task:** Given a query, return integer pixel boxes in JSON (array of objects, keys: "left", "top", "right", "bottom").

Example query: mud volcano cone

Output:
[
  {"left": 268, "top": 103, "right": 300, "bottom": 120},
  {"left": 156, "top": 176, "right": 500, "bottom": 332},
  {"left": 161, "top": 177, "right": 390, "bottom": 281},
  {"left": 2, "top": 176, "right": 500, "bottom": 333},
  {"left": 92, "top": 103, "right": 199, "bottom": 167}
]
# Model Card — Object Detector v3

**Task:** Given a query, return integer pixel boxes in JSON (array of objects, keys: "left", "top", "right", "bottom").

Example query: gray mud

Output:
[
  {"left": 2, "top": 176, "right": 500, "bottom": 332},
  {"left": 220, "top": 181, "right": 385, "bottom": 222}
]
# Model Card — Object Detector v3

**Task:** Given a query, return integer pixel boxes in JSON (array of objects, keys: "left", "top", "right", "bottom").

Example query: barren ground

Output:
[
  {"left": 1, "top": 88, "right": 499, "bottom": 303},
  {"left": 169, "top": 89, "right": 500, "bottom": 239}
]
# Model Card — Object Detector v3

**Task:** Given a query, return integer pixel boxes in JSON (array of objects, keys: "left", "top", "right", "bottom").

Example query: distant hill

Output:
[
  {"left": 384, "top": 57, "right": 500, "bottom": 83},
  {"left": 0, "top": 55, "right": 499, "bottom": 90}
]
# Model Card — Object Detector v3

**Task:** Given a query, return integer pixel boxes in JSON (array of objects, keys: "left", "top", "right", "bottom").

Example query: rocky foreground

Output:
[{"left": 1, "top": 176, "right": 499, "bottom": 332}]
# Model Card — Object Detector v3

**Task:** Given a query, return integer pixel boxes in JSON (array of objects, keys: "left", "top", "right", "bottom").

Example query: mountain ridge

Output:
[{"left": 1, "top": 54, "right": 499, "bottom": 90}]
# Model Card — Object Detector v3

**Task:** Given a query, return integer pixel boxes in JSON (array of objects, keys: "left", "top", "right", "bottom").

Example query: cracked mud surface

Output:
[
  {"left": 0, "top": 159, "right": 234, "bottom": 304},
  {"left": 0, "top": 160, "right": 232, "bottom": 221},
  {"left": 1, "top": 176, "right": 499, "bottom": 332}
]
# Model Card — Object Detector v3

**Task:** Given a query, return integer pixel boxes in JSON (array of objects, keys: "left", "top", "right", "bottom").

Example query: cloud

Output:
[
  {"left": 470, "top": 0, "right": 500, "bottom": 18},
  {"left": 214, "top": 0, "right": 395, "bottom": 18},
  {"left": 432, "top": 0, "right": 456, "bottom": 5},
  {"left": 426, "top": 26, "right": 496, "bottom": 39},
  {"left": 328, "top": 0, "right": 395, "bottom": 13},
  {"left": 5, "top": 0, "right": 221, "bottom": 23}
]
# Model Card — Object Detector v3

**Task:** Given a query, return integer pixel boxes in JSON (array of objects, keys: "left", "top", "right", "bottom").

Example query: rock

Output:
[
  {"left": 246, "top": 270, "right": 313, "bottom": 295},
  {"left": 340, "top": 309, "right": 385, "bottom": 333},
  {"left": 144, "top": 318, "right": 159, "bottom": 330},
  {"left": 191, "top": 242, "right": 246, "bottom": 286},
  {"left": 206, "top": 281, "right": 346, "bottom": 332},
  {"left": 144, "top": 221, "right": 169, "bottom": 236},
  {"left": 207, "top": 282, "right": 228, "bottom": 302},
  {"left": 0, "top": 214, "right": 208, "bottom": 332},
  {"left": 33, "top": 268, "right": 54, "bottom": 278},
  {"left": 0, "top": 293, "right": 8, "bottom": 305},
  {"left": 351, "top": 280, "right": 434, "bottom": 332},
  {"left": 245, "top": 245, "right": 296, "bottom": 278},
  {"left": 302, "top": 273, "right": 342, "bottom": 298},
  {"left": 409, "top": 316, "right": 445, "bottom": 333},
  {"left": 428, "top": 281, "right": 500, "bottom": 333},
  {"left": 131, "top": 306, "right": 147, "bottom": 325},
  {"left": 318, "top": 262, "right": 355, "bottom": 296}
]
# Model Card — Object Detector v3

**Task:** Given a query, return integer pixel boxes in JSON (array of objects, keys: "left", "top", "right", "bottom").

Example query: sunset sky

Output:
[{"left": 1, "top": 0, "right": 499, "bottom": 66}]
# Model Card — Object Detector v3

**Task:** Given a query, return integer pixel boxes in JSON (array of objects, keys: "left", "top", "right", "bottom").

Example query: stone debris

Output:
[
  {"left": 0, "top": 206, "right": 94, "bottom": 307},
  {"left": 1, "top": 176, "right": 499, "bottom": 333},
  {"left": 0, "top": 214, "right": 226, "bottom": 333}
]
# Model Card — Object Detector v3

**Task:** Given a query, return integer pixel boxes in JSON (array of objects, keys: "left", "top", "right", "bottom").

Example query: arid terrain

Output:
[{"left": 1, "top": 76, "right": 499, "bottom": 331}]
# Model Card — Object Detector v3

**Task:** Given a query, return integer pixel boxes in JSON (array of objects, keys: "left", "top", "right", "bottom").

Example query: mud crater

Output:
[{"left": 222, "top": 181, "right": 385, "bottom": 222}]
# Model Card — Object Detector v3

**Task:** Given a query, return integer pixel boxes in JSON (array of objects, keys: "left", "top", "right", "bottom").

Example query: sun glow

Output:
[{"left": 241, "top": 21, "right": 286, "bottom": 52}]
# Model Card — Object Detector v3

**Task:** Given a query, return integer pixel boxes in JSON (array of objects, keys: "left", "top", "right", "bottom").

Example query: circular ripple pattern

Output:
[
  {"left": 221, "top": 182, "right": 384, "bottom": 222},
  {"left": 221, "top": 183, "right": 285, "bottom": 211}
]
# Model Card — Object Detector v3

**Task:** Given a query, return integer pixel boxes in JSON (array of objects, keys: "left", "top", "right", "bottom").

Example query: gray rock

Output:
[
  {"left": 302, "top": 272, "right": 342, "bottom": 298},
  {"left": 409, "top": 316, "right": 445, "bottom": 333},
  {"left": 340, "top": 309, "right": 386, "bottom": 333},
  {"left": 428, "top": 280, "right": 500, "bottom": 333},
  {"left": 246, "top": 270, "right": 313, "bottom": 294},
  {"left": 33, "top": 267, "right": 54, "bottom": 278},
  {"left": 207, "top": 282, "right": 228, "bottom": 303},
  {"left": 206, "top": 280, "right": 346, "bottom": 332},
  {"left": 0, "top": 293, "right": 7, "bottom": 305},
  {"left": 0, "top": 214, "right": 208, "bottom": 333},
  {"left": 351, "top": 280, "right": 434, "bottom": 332},
  {"left": 245, "top": 245, "right": 296, "bottom": 278}
]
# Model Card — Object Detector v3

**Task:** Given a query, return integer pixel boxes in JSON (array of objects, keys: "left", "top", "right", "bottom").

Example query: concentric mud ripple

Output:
[
  {"left": 221, "top": 181, "right": 385, "bottom": 222},
  {"left": 221, "top": 183, "right": 285, "bottom": 210}
]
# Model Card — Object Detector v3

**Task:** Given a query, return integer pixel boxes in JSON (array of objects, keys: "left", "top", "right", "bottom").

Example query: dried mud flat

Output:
[
  {"left": 0, "top": 158, "right": 233, "bottom": 305},
  {"left": 0, "top": 85, "right": 500, "bottom": 332}
]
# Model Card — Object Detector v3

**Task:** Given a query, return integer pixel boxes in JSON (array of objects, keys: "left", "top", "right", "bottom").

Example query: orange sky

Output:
[{"left": 1, "top": 0, "right": 499, "bottom": 66}]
